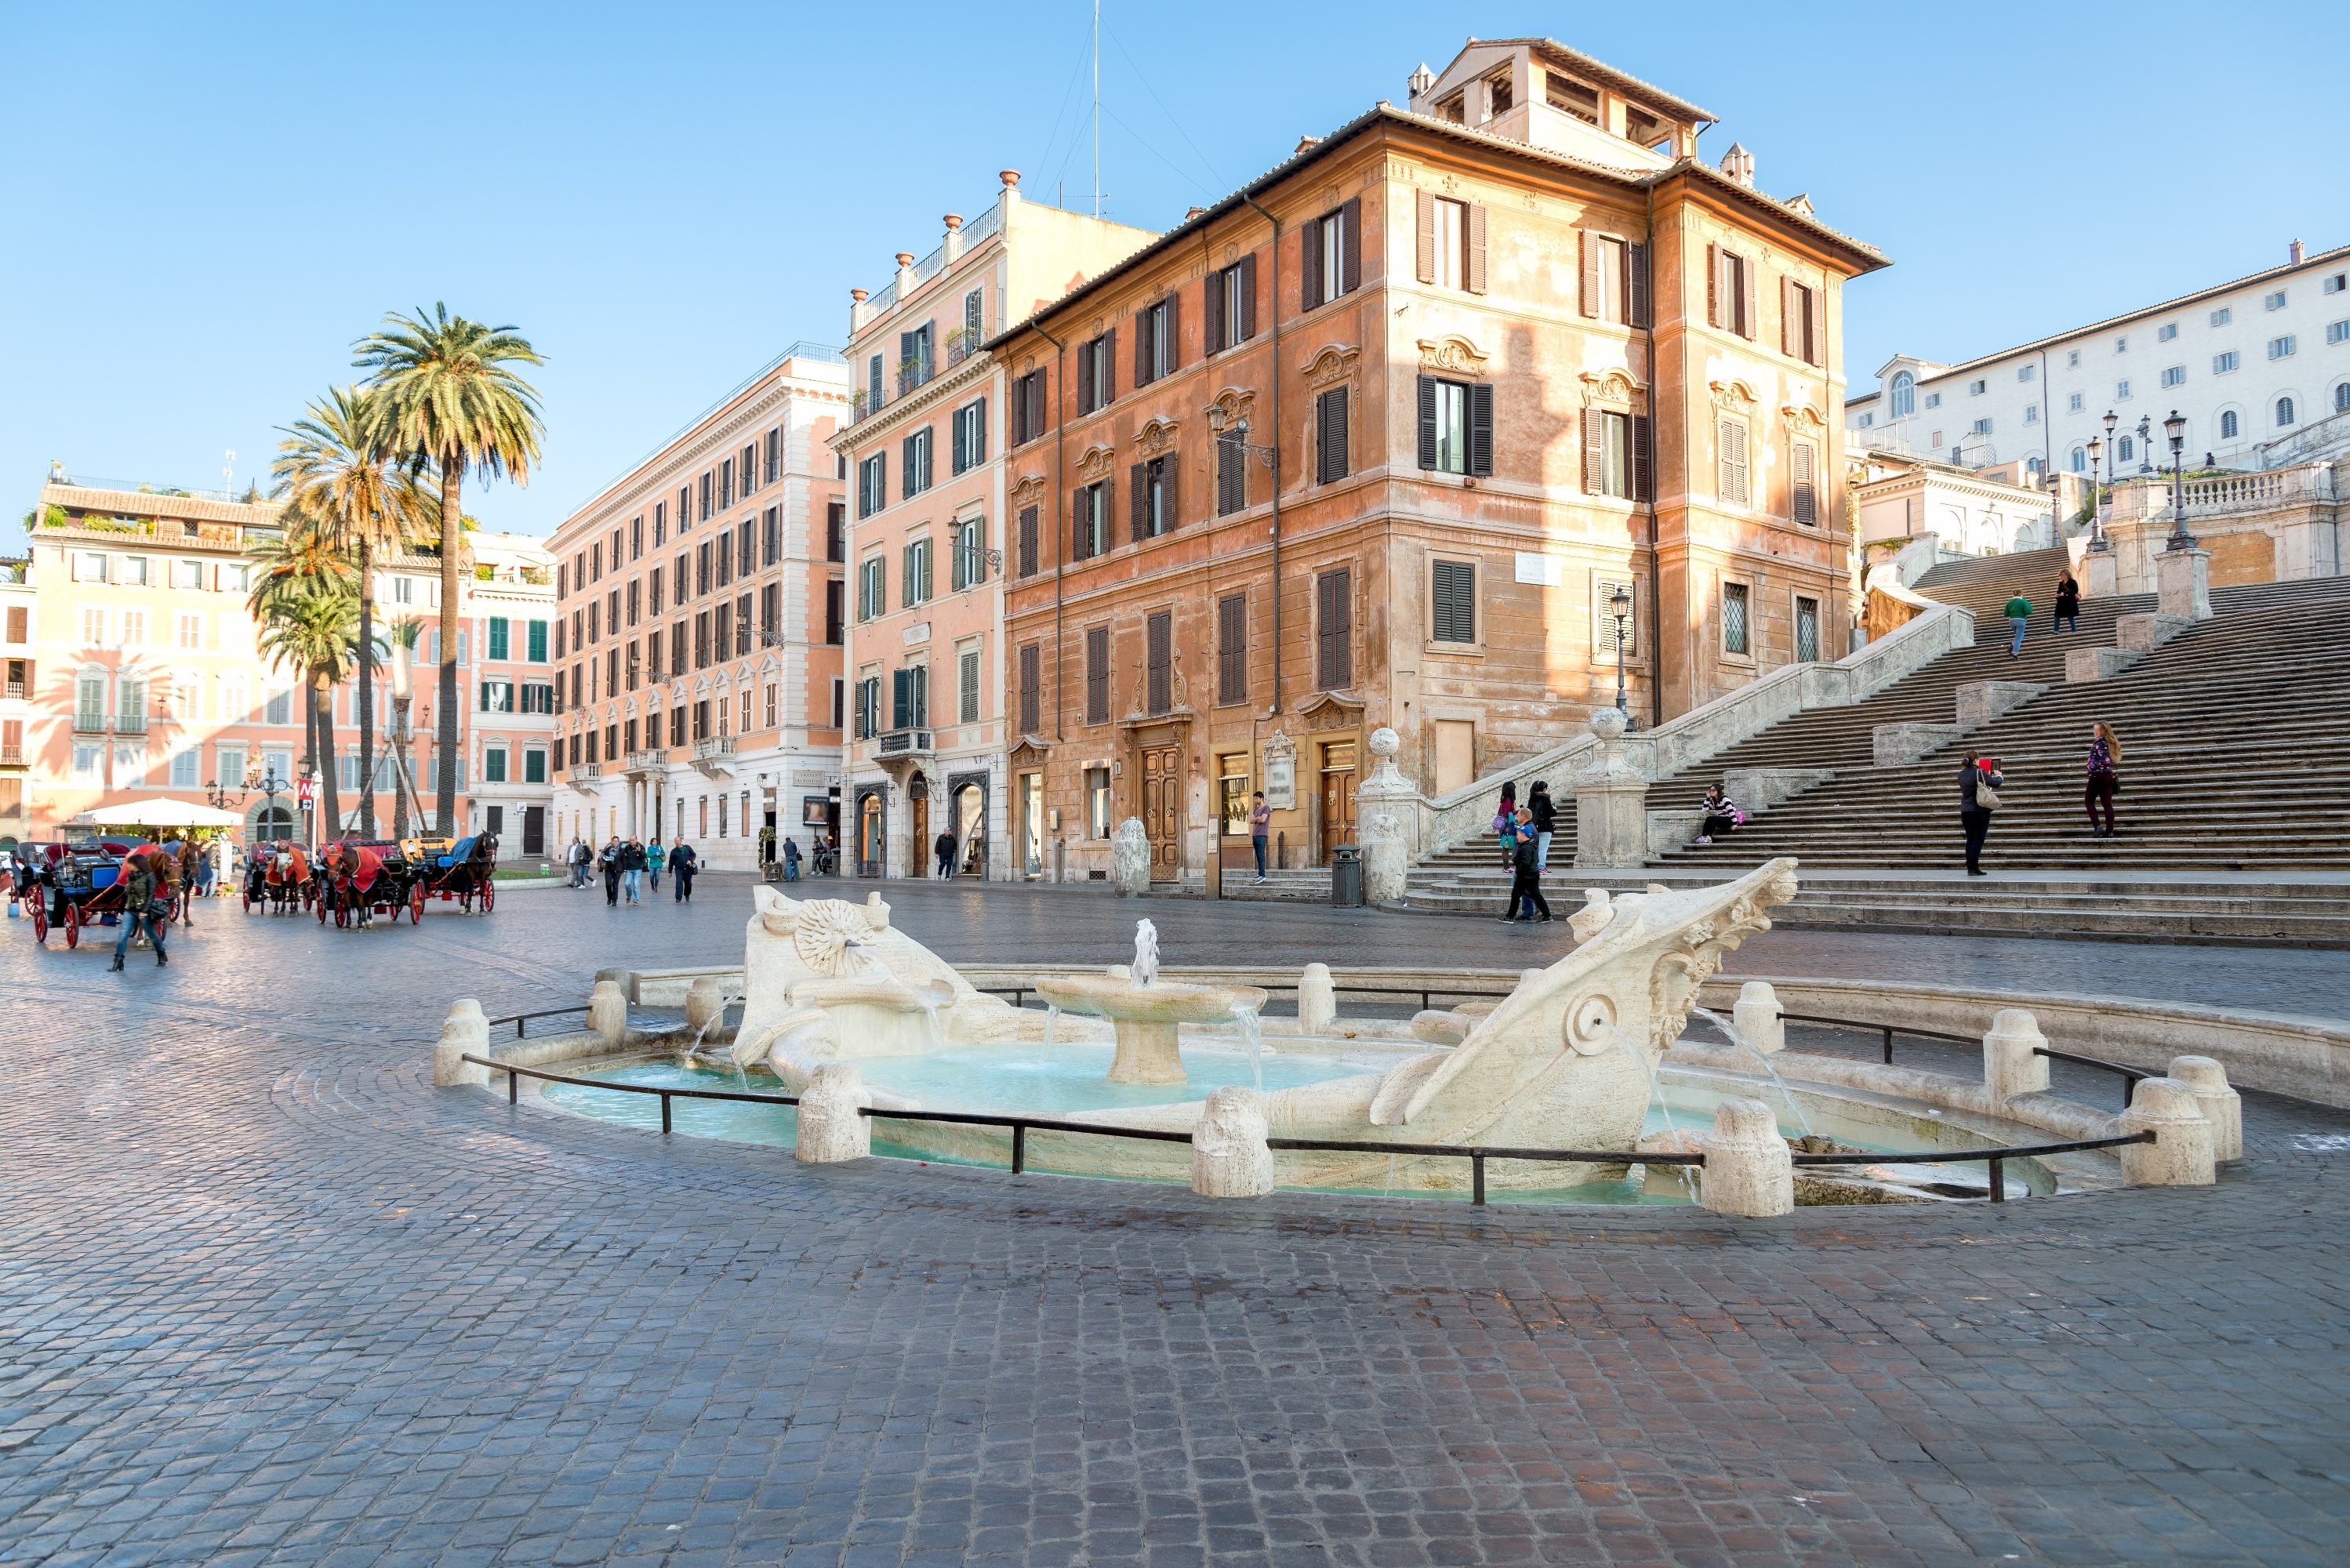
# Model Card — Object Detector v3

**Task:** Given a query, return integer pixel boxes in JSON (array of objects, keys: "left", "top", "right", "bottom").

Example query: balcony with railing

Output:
[
  {"left": 0, "top": 746, "right": 24, "bottom": 769},
  {"left": 623, "top": 748, "right": 666, "bottom": 779},
  {"left": 945, "top": 325, "right": 986, "bottom": 368},
  {"left": 2181, "top": 461, "right": 2337, "bottom": 518},
  {"left": 692, "top": 735, "right": 736, "bottom": 778},
  {"left": 876, "top": 728, "right": 934, "bottom": 759}
]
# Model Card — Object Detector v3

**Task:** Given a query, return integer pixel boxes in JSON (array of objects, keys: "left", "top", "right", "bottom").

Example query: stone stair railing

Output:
[{"left": 1397, "top": 601, "right": 1978, "bottom": 866}]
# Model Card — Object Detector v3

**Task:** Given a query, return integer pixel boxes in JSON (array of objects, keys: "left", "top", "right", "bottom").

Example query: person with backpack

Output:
[
  {"left": 1527, "top": 781, "right": 1557, "bottom": 873},
  {"left": 2004, "top": 592, "right": 2033, "bottom": 658},
  {"left": 2085, "top": 722, "right": 2123, "bottom": 839},
  {"left": 781, "top": 837, "right": 801, "bottom": 882},
  {"left": 1960, "top": 754, "right": 2006, "bottom": 875},
  {"left": 1493, "top": 782, "right": 1519, "bottom": 869}
]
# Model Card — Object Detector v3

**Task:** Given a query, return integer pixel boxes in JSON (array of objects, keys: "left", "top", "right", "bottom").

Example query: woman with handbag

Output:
[
  {"left": 1959, "top": 754, "right": 2005, "bottom": 876},
  {"left": 2085, "top": 723, "right": 2122, "bottom": 839}
]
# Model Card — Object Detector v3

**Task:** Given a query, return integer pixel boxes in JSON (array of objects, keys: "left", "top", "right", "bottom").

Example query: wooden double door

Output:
[{"left": 1139, "top": 744, "right": 1181, "bottom": 880}]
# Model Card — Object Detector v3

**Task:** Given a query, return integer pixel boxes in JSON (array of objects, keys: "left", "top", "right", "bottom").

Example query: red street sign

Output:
[{"left": 296, "top": 779, "right": 315, "bottom": 807}]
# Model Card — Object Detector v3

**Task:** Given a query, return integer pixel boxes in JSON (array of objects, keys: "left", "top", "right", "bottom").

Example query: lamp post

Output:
[
  {"left": 1205, "top": 405, "right": 1279, "bottom": 476},
  {"left": 1608, "top": 584, "right": 1634, "bottom": 723},
  {"left": 2085, "top": 434, "right": 2108, "bottom": 550},
  {"left": 253, "top": 767, "right": 289, "bottom": 842},
  {"left": 2163, "top": 408, "right": 2195, "bottom": 552},
  {"left": 2135, "top": 414, "right": 2154, "bottom": 475}
]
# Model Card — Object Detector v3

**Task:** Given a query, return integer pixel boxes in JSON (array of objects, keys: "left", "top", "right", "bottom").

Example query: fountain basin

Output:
[
  {"left": 789, "top": 975, "right": 955, "bottom": 1057},
  {"left": 1031, "top": 975, "right": 1270, "bottom": 1084}
]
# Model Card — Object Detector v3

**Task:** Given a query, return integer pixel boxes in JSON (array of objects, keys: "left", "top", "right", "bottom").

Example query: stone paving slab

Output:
[{"left": 0, "top": 879, "right": 2345, "bottom": 1566}]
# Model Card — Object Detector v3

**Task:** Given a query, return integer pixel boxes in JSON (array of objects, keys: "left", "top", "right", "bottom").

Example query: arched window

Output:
[
  {"left": 2335, "top": 382, "right": 2350, "bottom": 414},
  {"left": 2276, "top": 396, "right": 2297, "bottom": 427},
  {"left": 2025, "top": 456, "right": 2043, "bottom": 474},
  {"left": 1890, "top": 372, "right": 1916, "bottom": 418},
  {"left": 2069, "top": 446, "right": 2087, "bottom": 472},
  {"left": 2220, "top": 410, "right": 2239, "bottom": 440}
]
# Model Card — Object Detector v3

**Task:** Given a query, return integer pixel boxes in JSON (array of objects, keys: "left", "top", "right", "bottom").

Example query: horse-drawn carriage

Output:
[
  {"left": 406, "top": 833, "right": 498, "bottom": 914},
  {"left": 314, "top": 840, "right": 422, "bottom": 927},
  {"left": 16, "top": 838, "right": 179, "bottom": 948},
  {"left": 242, "top": 843, "right": 315, "bottom": 915}
]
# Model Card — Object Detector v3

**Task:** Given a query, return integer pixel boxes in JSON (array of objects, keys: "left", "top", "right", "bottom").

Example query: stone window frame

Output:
[
  {"left": 1423, "top": 551, "right": 1484, "bottom": 659},
  {"left": 1716, "top": 570, "right": 1759, "bottom": 671}
]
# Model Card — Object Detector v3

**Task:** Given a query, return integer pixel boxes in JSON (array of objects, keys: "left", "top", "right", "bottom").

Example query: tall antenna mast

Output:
[{"left": 1092, "top": 0, "right": 1101, "bottom": 217}]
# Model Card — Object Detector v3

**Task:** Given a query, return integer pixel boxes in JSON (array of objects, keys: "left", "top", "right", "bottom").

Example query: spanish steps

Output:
[{"left": 1399, "top": 546, "right": 2350, "bottom": 943}]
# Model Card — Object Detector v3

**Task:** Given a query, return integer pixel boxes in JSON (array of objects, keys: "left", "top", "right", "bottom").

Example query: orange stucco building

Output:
[{"left": 990, "top": 40, "right": 1885, "bottom": 886}]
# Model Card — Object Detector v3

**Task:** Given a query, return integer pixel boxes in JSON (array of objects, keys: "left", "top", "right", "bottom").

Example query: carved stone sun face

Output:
[{"left": 790, "top": 899, "right": 879, "bottom": 976}]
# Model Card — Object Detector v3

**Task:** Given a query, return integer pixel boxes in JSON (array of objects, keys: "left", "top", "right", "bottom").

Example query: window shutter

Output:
[
  {"left": 1720, "top": 418, "right": 1749, "bottom": 505},
  {"left": 1628, "top": 241, "right": 1651, "bottom": 328},
  {"left": 1415, "top": 189, "right": 1437, "bottom": 283},
  {"left": 1340, "top": 198, "right": 1361, "bottom": 293},
  {"left": 972, "top": 397, "right": 987, "bottom": 463},
  {"left": 1742, "top": 257, "right": 1759, "bottom": 342},
  {"left": 1130, "top": 463, "right": 1148, "bottom": 543},
  {"left": 1019, "top": 505, "right": 1037, "bottom": 576},
  {"left": 1164, "top": 291, "right": 1180, "bottom": 373},
  {"left": 1077, "top": 346, "right": 1095, "bottom": 412},
  {"left": 1417, "top": 376, "right": 1439, "bottom": 470},
  {"left": 1705, "top": 242, "right": 1721, "bottom": 328},
  {"left": 1780, "top": 276, "right": 1796, "bottom": 357},
  {"left": 1146, "top": 612, "right": 1171, "bottom": 714},
  {"left": 1317, "top": 568, "right": 1352, "bottom": 689},
  {"left": 891, "top": 668, "right": 910, "bottom": 730},
  {"left": 1217, "top": 593, "right": 1245, "bottom": 704},
  {"left": 1466, "top": 203, "right": 1487, "bottom": 294},
  {"left": 1578, "top": 230, "right": 1600, "bottom": 318},
  {"left": 1468, "top": 382, "right": 1495, "bottom": 476},
  {"left": 1632, "top": 413, "right": 1654, "bottom": 502},
  {"left": 951, "top": 409, "right": 968, "bottom": 473},
  {"left": 1238, "top": 252, "right": 1257, "bottom": 340},
  {"left": 1203, "top": 271, "right": 1223, "bottom": 354},
  {"left": 1071, "top": 490, "right": 1090, "bottom": 562},
  {"left": 1103, "top": 326, "right": 1117, "bottom": 403},
  {"left": 1300, "top": 215, "right": 1323, "bottom": 310},
  {"left": 1581, "top": 407, "right": 1604, "bottom": 493},
  {"left": 1135, "top": 311, "right": 1152, "bottom": 385},
  {"left": 1432, "top": 560, "right": 1474, "bottom": 643},
  {"left": 1085, "top": 626, "right": 1109, "bottom": 723},
  {"left": 1317, "top": 388, "right": 1349, "bottom": 484},
  {"left": 1019, "top": 644, "right": 1041, "bottom": 734},
  {"left": 1807, "top": 291, "right": 1826, "bottom": 368},
  {"left": 1793, "top": 441, "right": 1818, "bottom": 524}
]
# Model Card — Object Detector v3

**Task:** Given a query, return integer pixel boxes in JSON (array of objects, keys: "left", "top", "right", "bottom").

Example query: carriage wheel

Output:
[
  {"left": 410, "top": 884, "right": 424, "bottom": 924},
  {"left": 480, "top": 880, "right": 495, "bottom": 914},
  {"left": 64, "top": 900, "right": 79, "bottom": 949},
  {"left": 317, "top": 888, "right": 329, "bottom": 924},
  {"left": 30, "top": 896, "right": 47, "bottom": 944},
  {"left": 242, "top": 887, "right": 252, "bottom": 913}
]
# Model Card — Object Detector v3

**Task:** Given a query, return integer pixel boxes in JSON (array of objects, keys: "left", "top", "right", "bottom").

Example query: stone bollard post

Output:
[
  {"left": 1732, "top": 982, "right": 1785, "bottom": 1055},
  {"left": 1191, "top": 1085, "right": 1274, "bottom": 1197},
  {"left": 1358, "top": 811, "right": 1407, "bottom": 906},
  {"left": 2115, "top": 1077, "right": 2216, "bottom": 1186},
  {"left": 434, "top": 998, "right": 490, "bottom": 1087},
  {"left": 2167, "top": 1056, "right": 2243, "bottom": 1162},
  {"left": 685, "top": 975, "right": 728, "bottom": 1035},
  {"left": 1699, "top": 1098, "right": 1795, "bottom": 1218},
  {"left": 589, "top": 980, "right": 630, "bottom": 1047},
  {"left": 1110, "top": 818, "right": 1151, "bottom": 897},
  {"left": 795, "top": 1064, "right": 873, "bottom": 1164},
  {"left": 1298, "top": 963, "right": 1336, "bottom": 1034},
  {"left": 1982, "top": 1008, "right": 2051, "bottom": 1104},
  {"left": 2156, "top": 547, "right": 2214, "bottom": 622}
]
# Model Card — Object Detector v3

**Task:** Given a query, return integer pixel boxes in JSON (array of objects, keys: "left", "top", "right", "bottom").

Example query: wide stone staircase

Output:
[{"left": 1400, "top": 547, "right": 2350, "bottom": 942}]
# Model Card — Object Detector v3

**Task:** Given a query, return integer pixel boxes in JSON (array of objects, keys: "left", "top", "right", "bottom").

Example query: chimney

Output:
[
  {"left": 942, "top": 212, "right": 964, "bottom": 264},
  {"left": 1720, "top": 143, "right": 1756, "bottom": 187},
  {"left": 2290, "top": 238, "right": 2305, "bottom": 263},
  {"left": 1294, "top": 133, "right": 1321, "bottom": 155},
  {"left": 1407, "top": 61, "right": 1433, "bottom": 100},
  {"left": 1184, "top": 205, "right": 1208, "bottom": 223}
]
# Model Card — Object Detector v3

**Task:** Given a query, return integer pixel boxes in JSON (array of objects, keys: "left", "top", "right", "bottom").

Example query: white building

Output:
[{"left": 1847, "top": 239, "right": 2350, "bottom": 476}]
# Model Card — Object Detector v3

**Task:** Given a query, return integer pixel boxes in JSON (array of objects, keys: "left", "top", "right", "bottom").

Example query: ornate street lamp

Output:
[
  {"left": 2085, "top": 434, "right": 2108, "bottom": 551},
  {"left": 2163, "top": 408, "right": 2195, "bottom": 552},
  {"left": 1608, "top": 584, "right": 1634, "bottom": 722},
  {"left": 2136, "top": 414, "right": 2154, "bottom": 474},
  {"left": 1205, "top": 404, "right": 1279, "bottom": 474}
]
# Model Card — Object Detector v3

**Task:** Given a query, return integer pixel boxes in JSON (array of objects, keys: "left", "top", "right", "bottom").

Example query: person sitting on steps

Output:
[{"left": 1696, "top": 785, "right": 1743, "bottom": 846}]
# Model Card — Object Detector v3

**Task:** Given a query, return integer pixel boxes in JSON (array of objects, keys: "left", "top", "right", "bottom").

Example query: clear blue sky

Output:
[{"left": 6, "top": 2, "right": 2342, "bottom": 538}]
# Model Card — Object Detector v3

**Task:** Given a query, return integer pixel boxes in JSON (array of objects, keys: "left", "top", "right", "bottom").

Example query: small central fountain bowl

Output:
[{"left": 1032, "top": 975, "right": 1270, "bottom": 1084}]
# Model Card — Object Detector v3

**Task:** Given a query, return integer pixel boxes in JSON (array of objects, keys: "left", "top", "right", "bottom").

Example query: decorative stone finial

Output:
[
  {"left": 1368, "top": 726, "right": 1400, "bottom": 760},
  {"left": 943, "top": 213, "right": 962, "bottom": 230},
  {"left": 1000, "top": 169, "right": 1021, "bottom": 187}
]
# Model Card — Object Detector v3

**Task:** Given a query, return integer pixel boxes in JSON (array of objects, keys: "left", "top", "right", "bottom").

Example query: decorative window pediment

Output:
[
  {"left": 1708, "top": 376, "right": 1762, "bottom": 412},
  {"left": 1204, "top": 387, "right": 1258, "bottom": 426},
  {"left": 1074, "top": 442, "right": 1118, "bottom": 481},
  {"left": 1133, "top": 417, "right": 1182, "bottom": 457},
  {"left": 1300, "top": 343, "right": 1361, "bottom": 388},
  {"left": 1578, "top": 368, "right": 1647, "bottom": 408},
  {"left": 1416, "top": 335, "right": 1488, "bottom": 376}
]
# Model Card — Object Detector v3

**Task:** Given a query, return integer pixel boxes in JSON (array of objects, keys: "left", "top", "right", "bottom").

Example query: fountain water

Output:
[
  {"left": 1691, "top": 1007, "right": 1814, "bottom": 1139},
  {"left": 1132, "top": 920, "right": 1160, "bottom": 987},
  {"left": 1607, "top": 1022, "right": 1699, "bottom": 1201},
  {"left": 1033, "top": 920, "right": 1266, "bottom": 1085},
  {"left": 1232, "top": 1003, "right": 1264, "bottom": 1094}
]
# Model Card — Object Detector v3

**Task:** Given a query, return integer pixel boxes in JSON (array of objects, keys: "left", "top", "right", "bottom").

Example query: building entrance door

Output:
[
  {"left": 1141, "top": 745, "right": 1181, "bottom": 880},
  {"left": 857, "top": 792, "right": 884, "bottom": 878},
  {"left": 908, "top": 777, "right": 929, "bottom": 880},
  {"left": 953, "top": 782, "right": 986, "bottom": 877},
  {"left": 1319, "top": 740, "right": 1357, "bottom": 863},
  {"left": 522, "top": 804, "right": 545, "bottom": 857}
]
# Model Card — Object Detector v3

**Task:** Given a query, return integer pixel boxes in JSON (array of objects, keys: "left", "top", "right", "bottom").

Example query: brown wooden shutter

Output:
[
  {"left": 1217, "top": 593, "right": 1246, "bottom": 704},
  {"left": 1742, "top": 256, "right": 1759, "bottom": 342},
  {"left": 1019, "top": 644, "right": 1041, "bottom": 734},
  {"left": 1578, "top": 230, "right": 1600, "bottom": 319},
  {"left": 1807, "top": 288, "right": 1826, "bottom": 368},
  {"left": 1416, "top": 376, "right": 1438, "bottom": 469},
  {"left": 1341, "top": 198, "right": 1361, "bottom": 293},
  {"left": 1705, "top": 243, "right": 1720, "bottom": 327},
  {"left": 1165, "top": 290, "right": 1181, "bottom": 372},
  {"left": 1317, "top": 568, "right": 1352, "bottom": 689},
  {"left": 1299, "top": 216, "right": 1323, "bottom": 310},
  {"left": 1018, "top": 505, "right": 1037, "bottom": 576},
  {"left": 1076, "top": 347, "right": 1094, "bottom": 413},
  {"left": 1632, "top": 414, "right": 1654, "bottom": 501},
  {"left": 1134, "top": 311, "right": 1150, "bottom": 386},
  {"left": 1084, "top": 626, "right": 1110, "bottom": 723},
  {"left": 1792, "top": 440, "right": 1818, "bottom": 524},
  {"left": 1468, "top": 382, "right": 1494, "bottom": 476},
  {"left": 1204, "top": 270, "right": 1224, "bottom": 354},
  {"left": 1130, "top": 463, "right": 1148, "bottom": 543},
  {"left": 1466, "top": 203, "right": 1487, "bottom": 294},
  {"left": 1146, "top": 613, "right": 1171, "bottom": 714},
  {"left": 1628, "top": 241, "right": 1651, "bottom": 327},
  {"left": 1317, "top": 387, "right": 1348, "bottom": 483},
  {"left": 1103, "top": 326, "right": 1117, "bottom": 402},
  {"left": 1238, "top": 252, "right": 1258, "bottom": 340},
  {"left": 1415, "top": 189, "right": 1437, "bottom": 282},
  {"left": 1582, "top": 407, "right": 1604, "bottom": 492}
]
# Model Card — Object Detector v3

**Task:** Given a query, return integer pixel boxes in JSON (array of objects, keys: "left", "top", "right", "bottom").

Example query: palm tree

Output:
[
  {"left": 256, "top": 582, "right": 361, "bottom": 843},
  {"left": 271, "top": 386, "right": 430, "bottom": 840},
  {"left": 354, "top": 304, "right": 545, "bottom": 834}
]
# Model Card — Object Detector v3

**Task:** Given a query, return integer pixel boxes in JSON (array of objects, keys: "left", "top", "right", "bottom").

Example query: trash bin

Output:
[{"left": 1329, "top": 844, "right": 1364, "bottom": 908}]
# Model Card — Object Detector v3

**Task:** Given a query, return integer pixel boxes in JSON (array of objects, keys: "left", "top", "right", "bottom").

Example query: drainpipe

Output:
[
  {"left": 1642, "top": 178, "right": 1664, "bottom": 731},
  {"left": 1240, "top": 191, "right": 1283, "bottom": 714},
  {"left": 1033, "top": 321, "right": 1066, "bottom": 741}
]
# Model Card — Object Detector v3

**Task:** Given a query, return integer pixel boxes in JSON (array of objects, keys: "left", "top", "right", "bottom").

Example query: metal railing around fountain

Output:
[
  {"left": 1766, "top": 1011, "right": 2153, "bottom": 1108},
  {"left": 973, "top": 980, "right": 1521, "bottom": 1013},
  {"left": 485, "top": 1006, "right": 593, "bottom": 1038},
  {"left": 457, "top": 1054, "right": 2160, "bottom": 1207}
]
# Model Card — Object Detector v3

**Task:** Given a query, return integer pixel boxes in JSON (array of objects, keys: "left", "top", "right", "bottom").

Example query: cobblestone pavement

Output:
[{"left": 3, "top": 877, "right": 2348, "bottom": 1567}]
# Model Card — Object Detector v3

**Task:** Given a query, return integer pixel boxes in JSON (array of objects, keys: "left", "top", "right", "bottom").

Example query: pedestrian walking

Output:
[
  {"left": 1527, "top": 781, "right": 1557, "bottom": 872},
  {"left": 1498, "top": 807, "right": 1550, "bottom": 924},
  {"left": 670, "top": 840, "right": 699, "bottom": 902},
  {"left": 1696, "top": 784, "right": 1744, "bottom": 845},
  {"left": 2085, "top": 722, "right": 2122, "bottom": 839},
  {"left": 111, "top": 854, "right": 169, "bottom": 971},
  {"left": 623, "top": 838, "right": 646, "bottom": 903},
  {"left": 1494, "top": 782, "right": 1519, "bottom": 868},
  {"left": 1960, "top": 753, "right": 2005, "bottom": 876},
  {"left": 780, "top": 837, "right": 801, "bottom": 882},
  {"left": 565, "top": 837, "right": 587, "bottom": 888},
  {"left": 2054, "top": 572, "right": 2082, "bottom": 634},
  {"left": 935, "top": 829, "right": 957, "bottom": 879},
  {"left": 1249, "top": 792, "right": 1271, "bottom": 882},
  {"left": 646, "top": 837, "right": 665, "bottom": 892},
  {"left": 2003, "top": 592, "right": 2033, "bottom": 658},
  {"left": 175, "top": 838, "right": 202, "bottom": 927},
  {"left": 599, "top": 837, "right": 623, "bottom": 906}
]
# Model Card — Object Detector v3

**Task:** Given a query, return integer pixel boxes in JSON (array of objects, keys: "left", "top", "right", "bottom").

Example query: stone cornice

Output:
[
  {"left": 831, "top": 353, "right": 995, "bottom": 452},
  {"left": 561, "top": 376, "right": 850, "bottom": 544}
]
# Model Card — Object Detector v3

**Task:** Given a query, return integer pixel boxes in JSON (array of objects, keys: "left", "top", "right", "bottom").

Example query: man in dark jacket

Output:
[
  {"left": 599, "top": 837, "right": 623, "bottom": 906},
  {"left": 1960, "top": 755, "right": 2004, "bottom": 876},
  {"left": 935, "top": 829, "right": 957, "bottom": 878},
  {"left": 1527, "top": 781, "right": 1558, "bottom": 873},
  {"left": 1498, "top": 808, "right": 1550, "bottom": 924},
  {"left": 670, "top": 840, "right": 699, "bottom": 902}
]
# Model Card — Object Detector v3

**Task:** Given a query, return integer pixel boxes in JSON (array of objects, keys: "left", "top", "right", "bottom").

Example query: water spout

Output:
[
  {"left": 1693, "top": 1007, "right": 1814, "bottom": 1139},
  {"left": 1233, "top": 1003, "right": 1264, "bottom": 1095},
  {"left": 1131, "top": 920, "right": 1160, "bottom": 987}
]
